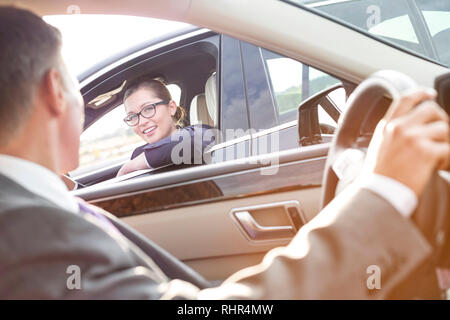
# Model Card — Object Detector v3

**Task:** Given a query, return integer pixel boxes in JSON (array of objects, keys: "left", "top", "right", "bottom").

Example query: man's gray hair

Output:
[{"left": 0, "top": 6, "right": 62, "bottom": 146}]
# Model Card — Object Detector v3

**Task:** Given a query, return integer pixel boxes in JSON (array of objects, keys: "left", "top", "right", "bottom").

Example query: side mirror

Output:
[
  {"left": 297, "top": 84, "right": 342, "bottom": 146},
  {"left": 298, "top": 103, "right": 322, "bottom": 146}
]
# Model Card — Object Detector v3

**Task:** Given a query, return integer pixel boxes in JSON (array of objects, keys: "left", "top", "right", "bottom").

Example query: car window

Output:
[
  {"left": 237, "top": 44, "right": 344, "bottom": 157},
  {"left": 240, "top": 42, "right": 278, "bottom": 131},
  {"left": 286, "top": 0, "right": 450, "bottom": 67},
  {"left": 261, "top": 48, "right": 342, "bottom": 124},
  {"left": 73, "top": 84, "right": 181, "bottom": 176},
  {"left": 328, "top": 87, "right": 347, "bottom": 113},
  {"left": 318, "top": 105, "right": 337, "bottom": 128},
  {"left": 416, "top": 0, "right": 450, "bottom": 66}
]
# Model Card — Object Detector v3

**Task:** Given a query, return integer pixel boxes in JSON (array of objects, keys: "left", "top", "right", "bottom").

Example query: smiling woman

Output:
[
  {"left": 75, "top": 83, "right": 181, "bottom": 174},
  {"left": 116, "top": 77, "right": 215, "bottom": 177}
]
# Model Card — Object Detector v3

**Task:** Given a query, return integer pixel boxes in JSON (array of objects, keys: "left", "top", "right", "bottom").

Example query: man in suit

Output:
[{"left": 0, "top": 6, "right": 449, "bottom": 299}]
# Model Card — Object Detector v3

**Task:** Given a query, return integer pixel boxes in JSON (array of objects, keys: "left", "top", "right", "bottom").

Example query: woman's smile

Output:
[{"left": 142, "top": 125, "right": 157, "bottom": 136}]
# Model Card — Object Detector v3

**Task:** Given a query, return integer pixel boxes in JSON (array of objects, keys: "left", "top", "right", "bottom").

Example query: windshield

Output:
[{"left": 285, "top": 0, "right": 450, "bottom": 68}]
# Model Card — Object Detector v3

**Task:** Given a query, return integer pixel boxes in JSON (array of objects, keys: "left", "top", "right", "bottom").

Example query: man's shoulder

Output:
[
  {"left": 0, "top": 176, "right": 107, "bottom": 248},
  {"left": 0, "top": 175, "right": 60, "bottom": 214},
  {"left": 0, "top": 185, "right": 146, "bottom": 275},
  {"left": 0, "top": 189, "right": 85, "bottom": 242},
  {"left": 0, "top": 197, "right": 163, "bottom": 299}
]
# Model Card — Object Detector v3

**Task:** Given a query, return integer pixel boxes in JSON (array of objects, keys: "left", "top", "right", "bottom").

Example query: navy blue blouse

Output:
[{"left": 130, "top": 124, "right": 215, "bottom": 169}]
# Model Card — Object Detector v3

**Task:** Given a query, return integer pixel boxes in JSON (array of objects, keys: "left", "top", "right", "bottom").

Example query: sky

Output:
[{"left": 43, "top": 14, "right": 191, "bottom": 77}]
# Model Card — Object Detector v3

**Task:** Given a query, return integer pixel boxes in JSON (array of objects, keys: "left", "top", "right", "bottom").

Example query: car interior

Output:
[
  {"left": 21, "top": 0, "right": 449, "bottom": 296},
  {"left": 70, "top": 42, "right": 448, "bottom": 290},
  {"left": 71, "top": 70, "right": 450, "bottom": 292}
]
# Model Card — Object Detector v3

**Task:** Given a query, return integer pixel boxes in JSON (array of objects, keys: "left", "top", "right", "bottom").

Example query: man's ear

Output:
[{"left": 40, "top": 67, "right": 66, "bottom": 117}]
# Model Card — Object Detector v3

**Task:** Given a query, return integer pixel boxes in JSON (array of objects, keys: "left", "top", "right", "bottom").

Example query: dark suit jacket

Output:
[{"left": 0, "top": 173, "right": 432, "bottom": 299}]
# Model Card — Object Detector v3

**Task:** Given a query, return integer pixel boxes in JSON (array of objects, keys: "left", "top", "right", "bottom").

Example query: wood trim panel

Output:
[{"left": 90, "top": 157, "right": 325, "bottom": 217}]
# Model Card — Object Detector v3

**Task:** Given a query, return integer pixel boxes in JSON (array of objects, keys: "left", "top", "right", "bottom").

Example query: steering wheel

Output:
[{"left": 320, "top": 70, "right": 450, "bottom": 298}]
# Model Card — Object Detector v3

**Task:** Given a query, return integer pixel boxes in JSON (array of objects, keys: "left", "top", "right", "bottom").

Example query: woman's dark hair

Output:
[{"left": 123, "top": 77, "right": 186, "bottom": 127}]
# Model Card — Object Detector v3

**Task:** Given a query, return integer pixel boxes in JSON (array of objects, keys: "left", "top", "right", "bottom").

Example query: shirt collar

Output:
[{"left": 0, "top": 154, "right": 79, "bottom": 213}]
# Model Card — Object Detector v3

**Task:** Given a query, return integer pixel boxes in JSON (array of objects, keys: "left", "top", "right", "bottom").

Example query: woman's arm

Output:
[
  {"left": 116, "top": 125, "right": 215, "bottom": 177},
  {"left": 116, "top": 152, "right": 149, "bottom": 177}
]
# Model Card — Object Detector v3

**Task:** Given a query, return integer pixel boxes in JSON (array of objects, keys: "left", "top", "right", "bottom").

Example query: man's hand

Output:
[
  {"left": 363, "top": 88, "right": 450, "bottom": 197},
  {"left": 117, "top": 153, "right": 149, "bottom": 177}
]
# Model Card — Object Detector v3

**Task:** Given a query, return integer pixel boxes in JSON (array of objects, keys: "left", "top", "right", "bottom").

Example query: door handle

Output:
[{"left": 234, "top": 211, "right": 296, "bottom": 241}]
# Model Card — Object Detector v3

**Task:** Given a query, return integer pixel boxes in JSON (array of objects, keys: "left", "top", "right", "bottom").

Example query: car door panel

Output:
[
  {"left": 79, "top": 150, "right": 326, "bottom": 215},
  {"left": 74, "top": 146, "right": 327, "bottom": 281},
  {"left": 120, "top": 187, "right": 321, "bottom": 281}
]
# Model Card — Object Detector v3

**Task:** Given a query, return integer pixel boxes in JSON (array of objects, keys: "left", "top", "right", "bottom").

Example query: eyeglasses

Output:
[{"left": 123, "top": 100, "right": 170, "bottom": 127}]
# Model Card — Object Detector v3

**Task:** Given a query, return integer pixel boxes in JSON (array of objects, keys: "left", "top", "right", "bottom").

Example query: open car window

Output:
[
  {"left": 285, "top": 0, "right": 450, "bottom": 67},
  {"left": 71, "top": 84, "right": 181, "bottom": 178}
]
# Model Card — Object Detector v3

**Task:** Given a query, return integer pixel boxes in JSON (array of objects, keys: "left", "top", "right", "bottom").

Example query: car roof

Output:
[{"left": 24, "top": 0, "right": 447, "bottom": 87}]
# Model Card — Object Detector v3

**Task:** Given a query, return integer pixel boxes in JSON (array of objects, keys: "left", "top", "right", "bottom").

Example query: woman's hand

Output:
[{"left": 117, "top": 153, "right": 149, "bottom": 177}]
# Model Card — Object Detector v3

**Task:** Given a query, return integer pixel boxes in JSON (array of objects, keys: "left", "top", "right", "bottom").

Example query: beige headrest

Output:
[
  {"left": 190, "top": 93, "right": 213, "bottom": 126},
  {"left": 204, "top": 72, "right": 217, "bottom": 127}
]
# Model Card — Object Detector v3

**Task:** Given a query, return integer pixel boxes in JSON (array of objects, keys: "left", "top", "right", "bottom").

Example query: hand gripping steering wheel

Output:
[{"left": 320, "top": 70, "right": 450, "bottom": 298}]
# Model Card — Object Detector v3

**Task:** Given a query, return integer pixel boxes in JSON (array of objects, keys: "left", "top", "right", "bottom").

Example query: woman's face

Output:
[{"left": 124, "top": 87, "right": 178, "bottom": 145}]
